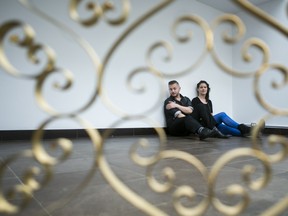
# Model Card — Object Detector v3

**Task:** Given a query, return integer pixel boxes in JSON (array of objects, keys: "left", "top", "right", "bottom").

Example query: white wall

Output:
[
  {"left": 2, "top": 0, "right": 284, "bottom": 130},
  {"left": 232, "top": 0, "right": 288, "bottom": 127}
]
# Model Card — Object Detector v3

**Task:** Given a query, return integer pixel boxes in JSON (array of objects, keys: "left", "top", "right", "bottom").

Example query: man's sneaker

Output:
[
  {"left": 211, "top": 127, "right": 230, "bottom": 139},
  {"left": 199, "top": 128, "right": 212, "bottom": 140}
]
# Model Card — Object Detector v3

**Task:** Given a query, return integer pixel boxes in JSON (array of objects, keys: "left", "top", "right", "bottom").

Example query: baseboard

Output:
[
  {"left": 263, "top": 126, "right": 288, "bottom": 136},
  {"left": 0, "top": 128, "right": 159, "bottom": 141},
  {"left": 0, "top": 127, "right": 287, "bottom": 141}
]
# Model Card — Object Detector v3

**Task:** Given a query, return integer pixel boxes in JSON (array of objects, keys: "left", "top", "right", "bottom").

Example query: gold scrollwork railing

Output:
[{"left": 0, "top": 0, "right": 288, "bottom": 215}]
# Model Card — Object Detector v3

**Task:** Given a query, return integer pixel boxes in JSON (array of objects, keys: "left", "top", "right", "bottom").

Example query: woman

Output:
[{"left": 191, "top": 80, "right": 251, "bottom": 137}]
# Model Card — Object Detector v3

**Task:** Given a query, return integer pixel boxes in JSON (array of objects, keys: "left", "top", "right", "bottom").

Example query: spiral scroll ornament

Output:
[{"left": 0, "top": 0, "right": 288, "bottom": 215}]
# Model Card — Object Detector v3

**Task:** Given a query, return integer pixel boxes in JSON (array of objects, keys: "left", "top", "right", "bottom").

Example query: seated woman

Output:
[{"left": 191, "top": 80, "right": 251, "bottom": 137}]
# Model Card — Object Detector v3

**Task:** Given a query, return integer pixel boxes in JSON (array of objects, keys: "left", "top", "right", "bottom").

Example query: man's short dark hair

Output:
[{"left": 168, "top": 80, "right": 179, "bottom": 85}]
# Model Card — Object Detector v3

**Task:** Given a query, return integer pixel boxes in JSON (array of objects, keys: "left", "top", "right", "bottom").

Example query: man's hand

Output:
[
  {"left": 166, "top": 101, "right": 178, "bottom": 110},
  {"left": 177, "top": 113, "right": 185, "bottom": 118}
]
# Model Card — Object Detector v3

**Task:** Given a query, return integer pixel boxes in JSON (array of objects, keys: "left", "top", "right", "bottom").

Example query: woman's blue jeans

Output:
[{"left": 213, "top": 112, "right": 241, "bottom": 136}]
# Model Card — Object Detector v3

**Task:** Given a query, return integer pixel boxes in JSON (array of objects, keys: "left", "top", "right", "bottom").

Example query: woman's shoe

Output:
[{"left": 237, "top": 124, "right": 251, "bottom": 137}]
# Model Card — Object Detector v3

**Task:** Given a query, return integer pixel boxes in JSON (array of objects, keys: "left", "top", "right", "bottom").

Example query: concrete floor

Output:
[{"left": 1, "top": 134, "right": 288, "bottom": 216}]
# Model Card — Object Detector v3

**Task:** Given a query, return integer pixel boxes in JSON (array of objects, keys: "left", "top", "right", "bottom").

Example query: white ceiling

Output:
[{"left": 196, "top": 0, "right": 273, "bottom": 13}]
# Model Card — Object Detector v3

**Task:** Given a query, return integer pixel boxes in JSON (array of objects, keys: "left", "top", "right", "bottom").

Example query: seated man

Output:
[{"left": 164, "top": 80, "right": 225, "bottom": 140}]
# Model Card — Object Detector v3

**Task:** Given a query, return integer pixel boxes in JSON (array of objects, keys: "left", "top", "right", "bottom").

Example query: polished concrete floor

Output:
[{"left": 1, "top": 134, "right": 288, "bottom": 216}]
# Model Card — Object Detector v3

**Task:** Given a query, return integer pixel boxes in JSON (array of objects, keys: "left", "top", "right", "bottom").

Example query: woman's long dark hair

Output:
[{"left": 196, "top": 80, "right": 210, "bottom": 102}]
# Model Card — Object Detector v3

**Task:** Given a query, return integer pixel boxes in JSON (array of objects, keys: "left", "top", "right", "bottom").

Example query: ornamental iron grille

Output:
[{"left": 0, "top": 0, "right": 288, "bottom": 215}]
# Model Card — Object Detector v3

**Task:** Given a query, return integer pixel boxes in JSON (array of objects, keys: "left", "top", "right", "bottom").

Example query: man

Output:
[{"left": 163, "top": 80, "right": 213, "bottom": 140}]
